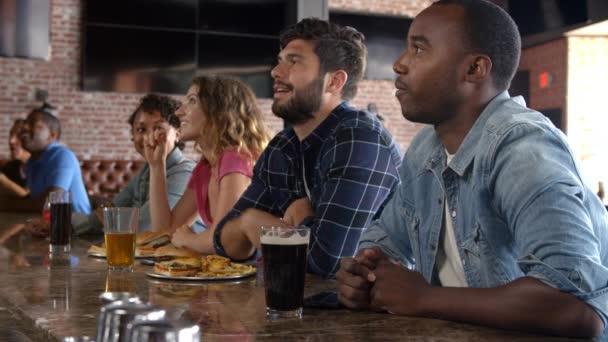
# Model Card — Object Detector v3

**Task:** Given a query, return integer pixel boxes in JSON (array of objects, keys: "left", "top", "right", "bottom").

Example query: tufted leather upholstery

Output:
[
  {"left": 79, "top": 160, "right": 145, "bottom": 199},
  {"left": 1, "top": 159, "right": 144, "bottom": 205}
]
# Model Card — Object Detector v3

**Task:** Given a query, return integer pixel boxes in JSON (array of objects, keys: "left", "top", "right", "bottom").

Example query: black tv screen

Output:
[
  {"left": 197, "top": 34, "right": 278, "bottom": 98},
  {"left": 330, "top": 12, "right": 411, "bottom": 80},
  {"left": 83, "top": 26, "right": 196, "bottom": 94},
  {"left": 83, "top": 0, "right": 293, "bottom": 96},
  {"left": 199, "top": 0, "right": 290, "bottom": 36},
  {"left": 85, "top": 0, "right": 197, "bottom": 29}
]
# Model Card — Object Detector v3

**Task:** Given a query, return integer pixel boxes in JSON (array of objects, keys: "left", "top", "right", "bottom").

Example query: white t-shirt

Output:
[{"left": 436, "top": 152, "right": 469, "bottom": 287}]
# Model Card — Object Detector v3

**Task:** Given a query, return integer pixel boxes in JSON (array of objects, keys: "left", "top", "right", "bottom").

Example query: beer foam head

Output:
[{"left": 260, "top": 230, "right": 310, "bottom": 245}]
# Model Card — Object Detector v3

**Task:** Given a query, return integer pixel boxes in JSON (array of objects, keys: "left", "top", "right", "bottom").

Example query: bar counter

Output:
[{"left": 0, "top": 212, "right": 592, "bottom": 341}]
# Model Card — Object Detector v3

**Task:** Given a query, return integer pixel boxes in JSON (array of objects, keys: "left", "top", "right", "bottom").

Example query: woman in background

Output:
[
  {"left": 0, "top": 118, "right": 30, "bottom": 197},
  {"left": 74, "top": 94, "right": 203, "bottom": 235},
  {"left": 144, "top": 75, "right": 269, "bottom": 253}
]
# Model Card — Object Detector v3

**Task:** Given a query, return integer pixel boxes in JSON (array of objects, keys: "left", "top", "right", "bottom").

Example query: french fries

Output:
[{"left": 196, "top": 255, "right": 256, "bottom": 277}]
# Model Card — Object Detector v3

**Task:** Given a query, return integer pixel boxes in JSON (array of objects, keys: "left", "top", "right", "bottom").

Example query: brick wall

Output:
[
  {"left": 329, "top": 0, "right": 434, "bottom": 16},
  {"left": 518, "top": 34, "right": 608, "bottom": 196},
  {"left": 518, "top": 39, "right": 568, "bottom": 115},
  {"left": 0, "top": 0, "right": 281, "bottom": 161},
  {"left": 0, "top": 0, "right": 433, "bottom": 161}
]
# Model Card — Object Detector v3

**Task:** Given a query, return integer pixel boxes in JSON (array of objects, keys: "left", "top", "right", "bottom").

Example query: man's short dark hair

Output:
[
  {"left": 279, "top": 18, "right": 367, "bottom": 100},
  {"left": 128, "top": 94, "right": 184, "bottom": 149},
  {"left": 433, "top": 0, "right": 521, "bottom": 90},
  {"left": 29, "top": 109, "right": 61, "bottom": 140}
]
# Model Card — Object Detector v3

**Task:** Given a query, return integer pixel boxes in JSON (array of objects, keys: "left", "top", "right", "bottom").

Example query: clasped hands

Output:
[{"left": 336, "top": 246, "right": 432, "bottom": 316}]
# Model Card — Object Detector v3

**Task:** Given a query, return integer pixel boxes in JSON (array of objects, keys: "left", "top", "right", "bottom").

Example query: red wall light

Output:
[{"left": 539, "top": 71, "right": 552, "bottom": 89}]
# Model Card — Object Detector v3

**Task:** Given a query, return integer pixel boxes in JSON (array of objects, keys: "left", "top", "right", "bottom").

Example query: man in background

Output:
[{"left": 14, "top": 108, "right": 91, "bottom": 214}]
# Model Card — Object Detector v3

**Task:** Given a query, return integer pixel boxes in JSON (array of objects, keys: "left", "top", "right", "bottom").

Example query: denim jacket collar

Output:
[{"left": 422, "top": 91, "right": 522, "bottom": 177}]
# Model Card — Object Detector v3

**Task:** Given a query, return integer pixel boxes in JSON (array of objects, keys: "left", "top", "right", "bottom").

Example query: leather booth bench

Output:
[
  {"left": 79, "top": 160, "right": 144, "bottom": 199},
  {"left": 0, "top": 159, "right": 145, "bottom": 201}
]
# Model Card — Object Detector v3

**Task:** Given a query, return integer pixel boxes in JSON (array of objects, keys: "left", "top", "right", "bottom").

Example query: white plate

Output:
[
  {"left": 145, "top": 270, "right": 256, "bottom": 281},
  {"left": 87, "top": 251, "right": 152, "bottom": 259}
]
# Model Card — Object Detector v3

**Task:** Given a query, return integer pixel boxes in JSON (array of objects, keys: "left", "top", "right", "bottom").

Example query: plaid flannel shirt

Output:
[{"left": 214, "top": 102, "right": 402, "bottom": 278}]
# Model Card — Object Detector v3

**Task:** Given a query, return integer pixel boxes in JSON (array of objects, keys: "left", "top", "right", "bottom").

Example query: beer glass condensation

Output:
[
  {"left": 49, "top": 190, "right": 72, "bottom": 255},
  {"left": 103, "top": 207, "right": 139, "bottom": 271},
  {"left": 260, "top": 226, "right": 310, "bottom": 319}
]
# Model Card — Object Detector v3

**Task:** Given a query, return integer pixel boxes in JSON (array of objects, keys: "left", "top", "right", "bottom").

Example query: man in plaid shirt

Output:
[{"left": 212, "top": 18, "right": 402, "bottom": 278}]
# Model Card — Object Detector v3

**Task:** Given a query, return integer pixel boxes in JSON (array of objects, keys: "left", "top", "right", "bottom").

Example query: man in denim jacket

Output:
[{"left": 337, "top": 0, "right": 607, "bottom": 338}]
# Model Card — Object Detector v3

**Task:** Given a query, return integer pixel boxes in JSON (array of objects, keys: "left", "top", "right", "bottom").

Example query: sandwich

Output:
[
  {"left": 152, "top": 244, "right": 204, "bottom": 276},
  {"left": 136, "top": 231, "right": 171, "bottom": 256},
  {"left": 153, "top": 257, "right": 202, "bottom": 277}
]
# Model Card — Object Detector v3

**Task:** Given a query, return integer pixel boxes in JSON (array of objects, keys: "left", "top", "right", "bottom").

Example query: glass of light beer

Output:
[
  {"left": 260, "top": 226, "right": 310, "bottom": 319},
  {"left": 103, "top": 207, "right": 139, "bottom": 271}
]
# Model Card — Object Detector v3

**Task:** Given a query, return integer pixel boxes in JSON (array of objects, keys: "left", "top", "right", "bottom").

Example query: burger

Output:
[
  {"left": 153, "top": 257, "right": 202, "bottom": 277},
  {"left": 153, "top": 244, "right": 203, "bottom": 277},
  {"left": 136, "top": 231, "right": 171, "bottom": 256}
]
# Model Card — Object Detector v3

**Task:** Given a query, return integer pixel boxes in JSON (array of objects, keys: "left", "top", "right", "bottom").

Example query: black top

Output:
[{"left": 1, "top": 160, "right": 27, "bottom": 187}]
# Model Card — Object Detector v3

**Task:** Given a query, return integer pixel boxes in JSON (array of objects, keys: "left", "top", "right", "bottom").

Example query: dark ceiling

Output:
[{"left": 489, "top": 0, "right": 608, "bottom": 46}]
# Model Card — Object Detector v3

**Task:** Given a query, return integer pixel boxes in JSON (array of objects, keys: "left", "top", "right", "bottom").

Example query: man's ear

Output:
[
  {"left": 48, "top": 129, "right": 59, "bottom": 141},
  {"left": 325, "top": 70, "right": 348, "bottom": 95},
  {"left": 464, "top": 55, "right": 492, "bottom": 83}
]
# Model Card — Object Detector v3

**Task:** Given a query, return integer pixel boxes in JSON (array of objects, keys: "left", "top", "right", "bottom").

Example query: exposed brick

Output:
[
  {"left": 1, "top": 0, "right": 432, "bottom": 161},
  {"left": 329, "top": 0, "right": 434, "bottom": 17},
  {"left": 519, "top": 39, "right": 568, "bottom": 113}
]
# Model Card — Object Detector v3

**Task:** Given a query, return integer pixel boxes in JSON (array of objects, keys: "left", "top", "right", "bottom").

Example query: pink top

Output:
[{"left": 187, "top": 150, "right": 253, "bottom": 226}]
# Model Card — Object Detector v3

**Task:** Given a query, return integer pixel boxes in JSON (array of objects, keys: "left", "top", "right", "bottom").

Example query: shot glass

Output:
[
  {"left": 103, "top": 207, "right": 139, "bottom": 271},
  {"left": 49, "top": 190, "right": 72, "bottom": 255},
  {"left": 260, "top": 226, "right": 310, "bottom": 319}
]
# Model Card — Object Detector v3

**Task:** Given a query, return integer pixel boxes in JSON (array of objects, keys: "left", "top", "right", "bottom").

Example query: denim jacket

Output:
[{"left": 359, "top": 91, "right": 608, "bottom": 328}]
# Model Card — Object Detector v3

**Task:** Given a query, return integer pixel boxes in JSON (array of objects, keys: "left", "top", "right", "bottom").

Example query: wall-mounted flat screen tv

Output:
[{"left": 83, "top": 0, "right": 295, "bottom": 97}]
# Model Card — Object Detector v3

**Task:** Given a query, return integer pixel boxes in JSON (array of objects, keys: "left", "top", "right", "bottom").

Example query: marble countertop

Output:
[{"left": 0, "top": 212, "right": 592, "bottom": 342}]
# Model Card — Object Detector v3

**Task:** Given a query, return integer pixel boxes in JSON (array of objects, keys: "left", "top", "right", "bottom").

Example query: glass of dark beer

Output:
[
  {"left": 260, "top": 226, "right": 310, "bottom": 319},
  {"left": 49, "top": 190, "right": 72, "bottom": 255}
]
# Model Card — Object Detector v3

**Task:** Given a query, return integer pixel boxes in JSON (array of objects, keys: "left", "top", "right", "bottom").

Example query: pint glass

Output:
[
  {"left": 49, "top": 190, "right": 72, "bottom": 255},
  {"left": 103, "top": 207, "right": 139, "bottom": 271},
  {"left": 260, "top": 226, "right": 310, "bottom": 319}
]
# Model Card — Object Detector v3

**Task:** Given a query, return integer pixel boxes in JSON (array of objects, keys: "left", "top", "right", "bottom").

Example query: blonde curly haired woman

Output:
[{"left": 144, "top": 75, "right": 270, "bottom": 253}]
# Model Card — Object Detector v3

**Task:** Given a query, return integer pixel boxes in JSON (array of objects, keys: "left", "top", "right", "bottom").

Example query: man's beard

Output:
[{"left": 272, "top": 76, "right": 324, "bottom": 125}]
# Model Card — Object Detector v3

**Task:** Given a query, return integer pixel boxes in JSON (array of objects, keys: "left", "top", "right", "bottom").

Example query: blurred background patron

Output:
[{"left": 0, "top": 118, "right": 29, "bottom": 197}]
